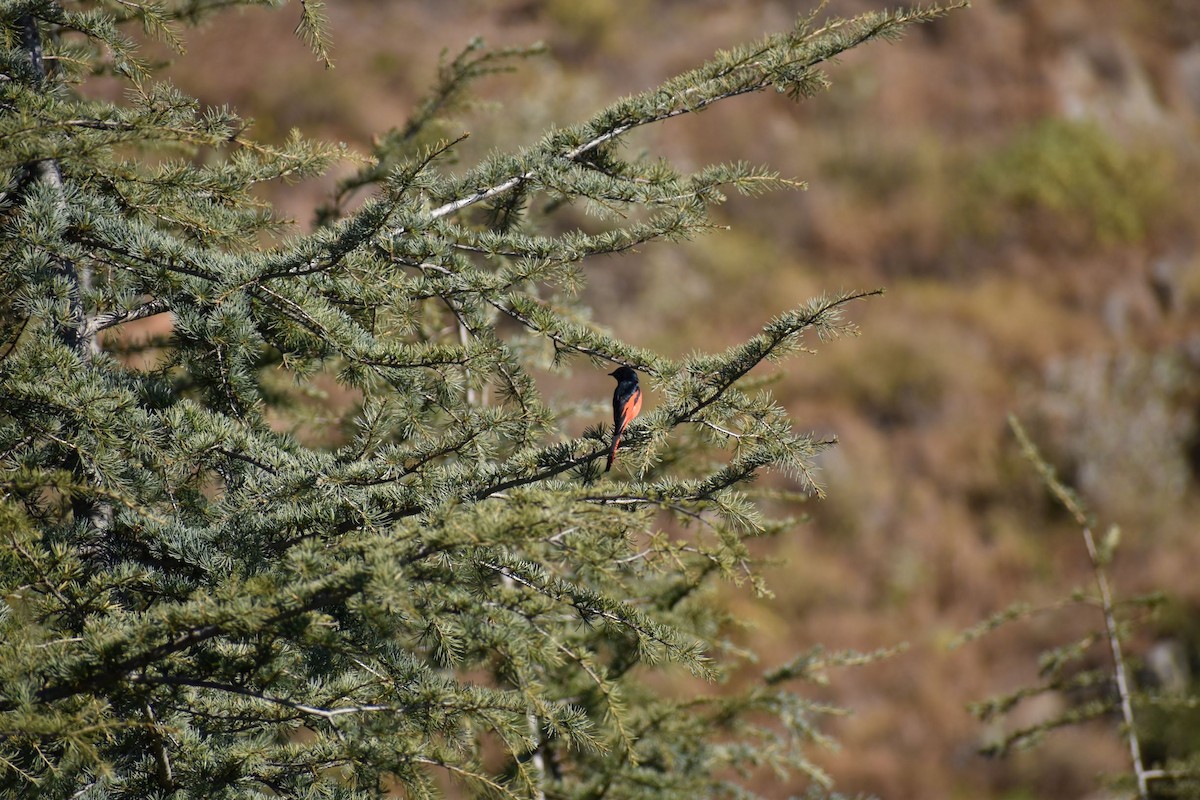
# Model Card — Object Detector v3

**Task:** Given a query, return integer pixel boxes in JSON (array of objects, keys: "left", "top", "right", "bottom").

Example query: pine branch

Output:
[
  {"left": 295, "top": 0, "right": 333, "bottom": 67},
  {"left": 674, "top": 289, "right": 882, "bottom": 424},
  {"left": 1010, "top": 417, "right": 1150, "bottom": 800},
  {"left": 32, "top": 569, "right": 365, "bottom": 704},
  {"left": 402, "top": 6, "right": 963, "bottom": 231}
]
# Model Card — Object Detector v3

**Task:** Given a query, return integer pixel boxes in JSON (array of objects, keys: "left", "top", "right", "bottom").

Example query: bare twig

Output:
[
  {"left": 144, "top": 702, "right": 175, "bottom": 790},
  {"left": 688, "top": 419, "right": 744, "bottom": 439},
  {"left": 1082, "top": 524, "right": 1149, "bottom": 800},
  {"left": 1143, "top": 769, "right": 1191, "bottom": 782}
]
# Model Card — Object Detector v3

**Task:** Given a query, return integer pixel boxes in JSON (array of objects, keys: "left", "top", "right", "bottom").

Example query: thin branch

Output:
[
  {"left": 0, "top": 315, "right": 30, "bottom": 361},
  {"left": 418, "top": 4, "right": 971, "bottom": 235},
  {"left": 529, "top": 618, "right": 636, "bottom": 760},
  {"left": 1082, "top": 524, "right": 1149, "bottom": 800},
  {"left": 677, "top": 289, "right": 882, "bottom": 424},
  {"left": 214, "top": 447, "right": 278, "bottom": 476},
  {"left": 688, "top": 419, "right": 744, "bottom": 439},
  {"left": 132, "top": 675, "right": 391, "bottom": 720},
  {"left": 144, "top": 702, "right": 175, "bottom": 790},
  {"left": 1143, "top": 769, "right": 1196, "bottom": 782},
  {"left": 84, "top": 298, "right": 171, "bottom": 337},
  {"left": 615, "top": 548, "right": 654, "bottom": 565},
  {"left": 487, "top": 296, "right": 641, "bottom": 371},
  {"left": 419, "top": 83, "right": 750, "bottom": 226},
  {"left": 413, "top": 757, "right": 522, "bottom": 800},
  {"left": 1010, "top": 417, "right": 1150, "bottom": 799},
  {"left": 473, "top": 447, "right": 605, "bottom": 501},
  {"left": 544, "top": 527, "right": 578, "bottom": 545}
]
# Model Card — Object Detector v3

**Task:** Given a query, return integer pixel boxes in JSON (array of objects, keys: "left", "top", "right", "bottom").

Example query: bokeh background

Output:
[{"left": 109, "top": 1, "right": 1200, "bottom": 797}]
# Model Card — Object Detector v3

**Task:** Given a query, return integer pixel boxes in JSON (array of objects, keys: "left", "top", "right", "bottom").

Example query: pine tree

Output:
[{"left": 0, "top": 3, "right": 962, "bottom": 798}]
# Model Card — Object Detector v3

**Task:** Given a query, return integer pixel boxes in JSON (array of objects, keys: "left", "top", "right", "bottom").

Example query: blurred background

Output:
[{"left": 119, "top": 0, "right": 1200, "bottom": 796}]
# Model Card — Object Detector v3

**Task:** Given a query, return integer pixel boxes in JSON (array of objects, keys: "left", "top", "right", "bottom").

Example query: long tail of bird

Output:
[{"left": 605, "top": 430, "right": 622, "bottom": 472}]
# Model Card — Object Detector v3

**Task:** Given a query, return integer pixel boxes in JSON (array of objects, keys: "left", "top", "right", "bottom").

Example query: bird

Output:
[{"left": 606, "top": 366, "right": 642, "bottom": 472}]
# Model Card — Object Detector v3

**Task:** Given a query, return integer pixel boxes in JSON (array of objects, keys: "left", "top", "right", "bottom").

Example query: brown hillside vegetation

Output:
[{"left": 109, "top": 1, "right": 1200, "bottom": 797}]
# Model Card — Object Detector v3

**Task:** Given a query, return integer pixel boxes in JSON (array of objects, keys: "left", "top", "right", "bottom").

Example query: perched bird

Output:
[{"left": 606, "top": 366, "right": 642, "bottom": 472}]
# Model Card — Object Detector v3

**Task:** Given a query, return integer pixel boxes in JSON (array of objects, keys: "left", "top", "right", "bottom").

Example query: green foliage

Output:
[
  {"left": 0, "top": 2, "right": 965, "bottom": 798},
  {"left": 962, "top": 118, "right": 1173, "bottom": 248}
]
